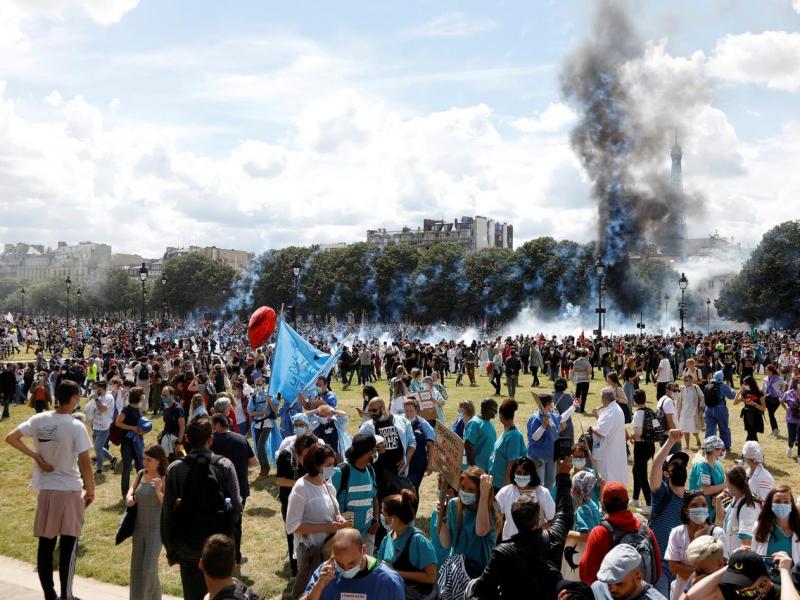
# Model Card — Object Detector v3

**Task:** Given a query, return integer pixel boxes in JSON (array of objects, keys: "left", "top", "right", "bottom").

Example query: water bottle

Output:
[{"left": 224, "top": 497, "right": 232, "bottom": 511}]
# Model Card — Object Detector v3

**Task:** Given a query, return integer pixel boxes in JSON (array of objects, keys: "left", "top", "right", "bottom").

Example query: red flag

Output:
[{"left": 580, "top": 330, "right": 585, "bottom": 346}]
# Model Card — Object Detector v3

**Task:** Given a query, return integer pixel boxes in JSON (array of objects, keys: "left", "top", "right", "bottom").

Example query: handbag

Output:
[
  {"left": 438, "top": 554, "right": 472, "bottom": 600},
  {"left": 115, "top": 470, "right": 144, "bottom": 545}
]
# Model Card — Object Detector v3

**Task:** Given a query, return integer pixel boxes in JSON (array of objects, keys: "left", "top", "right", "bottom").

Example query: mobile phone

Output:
[{"left": 554, "top": 437, "right": 573, "bottom": 461}]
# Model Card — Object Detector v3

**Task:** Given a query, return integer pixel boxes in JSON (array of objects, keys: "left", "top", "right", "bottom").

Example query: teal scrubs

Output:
[
  {"left": 464, "top": 416, "right": 497, "bottom": 473},
  {"left": 489, "top": 426, "right": 526, "bottom": 487},
  {"left": 446, "top": 497, "right": 495, "bottom": 572}
]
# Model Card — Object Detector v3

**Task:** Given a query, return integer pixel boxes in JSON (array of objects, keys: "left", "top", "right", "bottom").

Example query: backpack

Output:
[
  {"left": 637, "top": 407, "right": 662, "bottom": 443},
  {"left": 205, "top": 380, "right": 218, "bottom": 403},
  {"left": 335, "top": 461, "right": 376, "bottom": 508},
  {"left": 655, "top": 399, "right": 671, "bottom": 439},
  {"left": 703, "top": 382, "right": 720, "bottom": 408},
  {"left": 600, "top": 520, "right": 659, "bottom": 585},
  {"left": 138, "top": 364, "right": 150, "bottom": 381},
  {"left": 174, "top": 453, "right": 234, "bottom": 545}
]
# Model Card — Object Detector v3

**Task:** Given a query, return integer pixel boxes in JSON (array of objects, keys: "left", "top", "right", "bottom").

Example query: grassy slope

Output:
[{"left": 0, "top": 366, "right": 795, "bottom": 599}]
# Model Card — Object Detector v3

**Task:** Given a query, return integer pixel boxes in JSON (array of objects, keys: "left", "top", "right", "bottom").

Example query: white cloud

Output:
[
  {"left": 410, "top": 12, "right": 498, "bottom": 38},
  {"left": 512, "top": 102, "right": 576, "bottom": 134},
  {"left": 706, "top": 31, "right": 800, "bottom": 91},
  {"left": 794, "top": 0, "right": 800, "bottom": 15}
]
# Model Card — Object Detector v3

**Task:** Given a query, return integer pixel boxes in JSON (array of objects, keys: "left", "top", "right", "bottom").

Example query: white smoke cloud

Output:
[
  {"left": 706, "top": 31, "right": 800, "bottom": 92},
  {"left": 793, "top": 0, "right": 800, "bottom": 15}
]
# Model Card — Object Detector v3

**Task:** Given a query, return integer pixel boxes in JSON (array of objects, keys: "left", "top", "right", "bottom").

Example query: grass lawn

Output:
[{"left": 1, "top": 368, "right": 797, "bottom": 599}]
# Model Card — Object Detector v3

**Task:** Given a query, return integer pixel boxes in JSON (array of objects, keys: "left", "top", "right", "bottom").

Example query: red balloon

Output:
[{"left": 248, "top": 306, "right": 277, "bottom": 348}]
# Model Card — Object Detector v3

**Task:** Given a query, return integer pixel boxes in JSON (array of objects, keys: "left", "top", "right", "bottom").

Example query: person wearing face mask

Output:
[
  {"left": 552, "top": 442, "right": 602, "bottom": 507},
  {"left": 589, "top": 388, "right": 628, "bottom": 487},
  {"left": 657, "top": 384, "right": 681, "bottom": 451},
  {"left": 276, "top": 432, "right": 319, "bottom": 577},
  {"left": 402, "top": 398, "right": 435, "bottom": 492},
  {"left": 780, "top": 376, "right": 800, "bottom": 463},
  {"left": 742, "top": 441, "right": 775, "bottom": 502},
  {"left": 285, "top": 443, "right": 348, "bottom": 599},
  {"left": 496, "top": 457, "right": 556, "bottom": 540},
  {"left": 376, "top": 489, "right": 437, "bottom": 599},
  {"left": 713, "top": 465, "right": 762, "bottom": 553},
  {"left": 300, "top": 528, "right": 404, "bottom": 600},
  {"left": 465, "top": 460, "right": 575, "bottom": 599},
  {"left": 307, "top": 404, "right": 352, "bottom": 464},
  {"left": 247, "top": 378, "right": 279, "bottom": 478},
  {"left": 735, "top": 375, "right": 767, "bottom": 442},
  {"left": 488, "top": 398, "right": 527, "bottom": 490},
  {"left": 303, "top": 376, "right": 337, "bottom": 410},
  {"left": 752, "top": 486, "right": 800, "bottom": 568},
  {"left": 688, "top": 436, "right": 727, "bottom": 522},
  {"left": 528, "top": 393, "right": 580, "bottom": 489},
  {"left": 451, "top": 400, "right": 475, "bottom": 439},
  {"left": 331, "top": 433, "right": 379, "bottom": 554},
  {"left": 664, "top": 491, "right": 728, "bottom": 600},
  {"left": 649, "top": 429, "right": 690, "bottom": 598},
  {"left": 437, "top": 468, "right": 497, "bottom": 578}
]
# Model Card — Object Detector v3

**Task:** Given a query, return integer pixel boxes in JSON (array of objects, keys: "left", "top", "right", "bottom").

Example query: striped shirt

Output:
[
  {"left": 650, "top": 482, "right": 685, "bottom": 560},
  {"left": 331, "top": 464, "right": 377, "bottom": 535}
]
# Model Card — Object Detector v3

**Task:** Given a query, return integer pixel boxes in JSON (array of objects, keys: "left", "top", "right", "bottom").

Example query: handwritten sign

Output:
[
  {"left": 417, "top": 390, "right": 438, "bottom": 421},
  {"left": 435, "top": 421, "right": 464, "bottom": 491}
]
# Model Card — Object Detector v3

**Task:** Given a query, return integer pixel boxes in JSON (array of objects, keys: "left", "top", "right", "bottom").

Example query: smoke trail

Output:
[{"left": 561, "top": 0, "right": 693, "bottom": 315}]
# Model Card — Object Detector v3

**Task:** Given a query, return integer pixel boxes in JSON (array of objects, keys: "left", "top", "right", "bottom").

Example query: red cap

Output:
[{"left": 601, "top": 481, "right": 629, "bottom": 504}]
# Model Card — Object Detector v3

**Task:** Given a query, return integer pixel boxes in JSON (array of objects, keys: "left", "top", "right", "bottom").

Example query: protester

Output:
[
  {"left": 589, "top": 387, "right": 629, "bottom": 486},
  {"left": 631, "top": 388, "right": 659, "bottom": 508},
  {"left": 452, "top": 400, "right": 474, "bottom": 439},
  {"left": 465, "top": 459, "right": 574, "bottom": 599},
  {"left": 199, "top": 534, "right": 262, "bottom": 599},
  {"left": 488, "top": 398, "right": 527, "bottom": 490},
  {"left": 527, "top": 393, "right": 579, "bottom": 488},
  {"left": 591, "top": 544, "right": 667, "bottom": 600},
  {"left": 402, "top": 397, "right": 435, "bottom": 491},
  {"left": 300, "top": 528, "right": 404, "bottom": 600},
  {"left": 159, "top": 385, "right": 186, "bottom": 461},
  {"left": 571, "top": 349, "right": 592, "bottom": 412},
  {"left": 742, "top": 441, "right": 775, "bottom": 502},
  {"left": 115, "top": 386, "right": 146, "bottom": 500},
  {"left": 247, "top": 381, "right": 279, "bottom": 477},
  {"left": 682, "top": 535, "right": 726, "bottom": 595},
  {"left": 463, "top": 398, "right": 498, "bottom": 473},
  {"left": 306, "top": 403, "right": 351, "bottom": 463},
  {"left": 751, "top": 486, "right": 800, "bottom": 563},
  {"left": 688, "top": 436, "right": 727, "bottom": 522},
  {"left": 780, "top": 376, "right": 800, "bottom": 462},
  {"left": 496, "top": 457, "right": 556, "bottom": 539},
  {"left": 376, "top": 489, "right": 437, "bottom": 599},
  {"left": 126, "top": 444, "right": 167, "bottom": 600},
  {"left": 161, "top": 415, "right": 242, "bottom": 600},
  {"left": 735, "top": 375, "right": 767, "bottom": 442},
  {"left": 763, "top": 364, "right": 785, "bottom": 437},
  {"left": 704, "top": 371, "right": 736, "bottom": 453},
  {"left": 331, "top": 433, "right": 379, "bottom": 553},
  {"left": 571, "top": 469, "right": 602, "bottom": 534},
  {"left": 676, "top": 374, "right": 704, "bottom": 451},
  {"left": 553, "top": 377, "right": 577, "bottom": 443},
  {"left": 90, "top": 379, "right": 117, "bottom": 475},
  {"left": 27, "top": 370, "right": 53, "bottom": 413},
  {"left": 713, "top": 465, "right": 761, "bottom": 553}
]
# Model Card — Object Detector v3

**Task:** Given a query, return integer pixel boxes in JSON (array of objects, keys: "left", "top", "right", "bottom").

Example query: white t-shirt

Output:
[
  {"left": 657, "top": 396, "right": 676, "bottom": 426},
  {"left": 657, "top": 358, "right": 673, "bottom": 383},
  {"left": 92, "top": 392, "right": 115, "bottom": 431},
  {"left": 664, "top": 524, "right": 728, "bottom": 600},
  {"left": 284, "top": 476, "right": 339, "bottom": 551},
  {"left": 747, "top": 464, "right": 776, "bottom": 502},
  {"left": 723, "top": 497, "right": 761, "bottom": 553},
  {"left": 18, "top": 412, "right": 93, "bottom": 491},
  {"left": 495, "top": 483, "right": 555, "bottom": 539}
]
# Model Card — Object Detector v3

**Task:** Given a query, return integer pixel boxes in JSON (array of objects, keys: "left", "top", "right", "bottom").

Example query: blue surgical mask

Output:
[
  {"left": 459, "top": 490, "right": 477, "bottom": 506},
  {"left": 294, "top": 426, "right": 307, "bottom": 435},
  {"left": 688, "top": 507, "right": 709, "bottom": 524},
  {"left": 380, "top": 514, "right": 392, "bottom": 531},
  {"left": 336, "top": 557, "right": 363, "bottom": 579},
  {"left": 572, "top": 458, "right": 587, "bottom": 470},
  {"left": 773, "top": 503, "right": 792, "bottom": 519},
  {"left": 514, "top": 474, "right": 531, "bottom": 488},
  {"left": 161, "top": 396, "right": 172, "bottom": 406},
  {"left": 322, "top": 466, "right": 335, "bottom": 481}
]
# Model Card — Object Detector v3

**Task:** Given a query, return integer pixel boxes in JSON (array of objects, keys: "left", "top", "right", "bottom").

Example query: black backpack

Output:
[
  {"left": 655, "top": 399, "right": 671, "bottom": 439},
  {"left": 637, "top": 407, "right": 662, "bottom": 443},
  {"left": 175, "top": 453, "right": 234, "bottom": 545},
  {"left": 704, "top": 382, "right": 720, "bottom": 408},
  {"left": 138, "top": 364, "right": 150, "bottom": 381},
  {"left": 600, "top": 521, "right": 659, "bottom": 585}
]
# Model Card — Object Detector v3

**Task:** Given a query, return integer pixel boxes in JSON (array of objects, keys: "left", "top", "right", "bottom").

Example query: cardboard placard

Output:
[
  {"left": 434, "top": 420, "right": 464, "bottom": 491},
  {"left": 417, "top": 390, "right": 438, "bottom": 421},
  {"left": 560, "top": 530, "right": 587, "bottom": 580}
]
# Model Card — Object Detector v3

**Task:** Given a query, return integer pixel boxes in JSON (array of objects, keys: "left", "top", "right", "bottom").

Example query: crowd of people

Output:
[{"left": 2, "top": 313, "right": 800, "bottom": 600}]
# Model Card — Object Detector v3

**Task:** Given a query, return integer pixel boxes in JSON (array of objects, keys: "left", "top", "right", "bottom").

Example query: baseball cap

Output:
[
  {"left": 597, "top": 544, "right": 642, "bottom": 584},
  {"left": 666, "top": 451, "right": 690, "bottom": 467},
  {"left": 374, "top": 434, "right": 386, "bottom": 446},
  {"left": 720, "top": 549, "right": 768, "bottom": 589},
  {"left": 601, "top": 481, "right": 629, "bottom": 505}
]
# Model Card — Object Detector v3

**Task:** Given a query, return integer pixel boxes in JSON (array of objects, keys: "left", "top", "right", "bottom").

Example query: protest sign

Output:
[
  {"left": 434, "top": 421, "right": 464, "bottom": 491},
  {"left": 417, "top": 390, "right": 438, "bottom": 421}
]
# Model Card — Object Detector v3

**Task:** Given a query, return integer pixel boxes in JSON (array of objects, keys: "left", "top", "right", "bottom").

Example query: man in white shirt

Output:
[
  {"left": 5, "top": 379, "right": 94, "bottom": 600},
  {"left": 656, "top": 351, "right": 674, "bottom": 400},
  {"left": 657, "top": 385, "right": 681, "bottom": 452},
  {"left": 90, "top": 380, "right": 117, "bottom": 474}
]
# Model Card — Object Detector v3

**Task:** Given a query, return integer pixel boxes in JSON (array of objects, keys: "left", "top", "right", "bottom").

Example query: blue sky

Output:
[{"left": 0, "top": 0, "right": 799, "bottom": 256}]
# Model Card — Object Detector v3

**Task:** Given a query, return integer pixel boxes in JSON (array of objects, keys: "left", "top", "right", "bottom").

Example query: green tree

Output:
[
  {"left": 371, "top": 244, "right": 420, "bottom": 321},
  {"left": 162, "top": 252, "right": 239, "bottom": 317},
  {"left": 462, "top": 248, "right": 516, "bottom": 321},
  {"left": 717, "top": 220, "right": 800, "bottom": 327},
  {"left": 409, "top": 242, "right": 468, "bottom": 322}
]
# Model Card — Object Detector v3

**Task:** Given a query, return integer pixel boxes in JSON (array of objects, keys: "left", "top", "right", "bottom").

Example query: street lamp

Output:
[
  {"left": 291, "top": 257, "right": 302, "bottom": 327},
  {"left": 706, "top": 298, "right": 711, "bottom": 333},
  {"left": 138, "top": 262, "right": 149, "bottom": 326},
  {"left": 594, "top": 256, "right": 606, "bottom": 339},
  {"left": 160, "top": 272, "right": 168, "bottom": 323},
  {"left": 636, "top": 311, "right": 646, "bottom": 338},
  {"left": 65, "top": 276, "right": 72, "bottom": 321},
  {"left": 678, "top": 272, "right": 689, "bottom": 335},
  {"left": 664, "top": 294, "right": 670, "bottom": 319},
  {"left": 20, "top": 287, "right": 25, "bottom": 317},
  {"left": 76, "top": 287, "right": 81, "bottom": 317}
]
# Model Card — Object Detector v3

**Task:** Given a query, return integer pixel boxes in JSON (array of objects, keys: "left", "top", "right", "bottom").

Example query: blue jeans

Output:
[
  {"left": 655, "top": 559, "right": 675, "bottom": 597},
  {"left": 704, "top": 404, "right": 731, "bottom": 451},
  {"left": 536, "top": 458, "right": 556, "bottom": 489},
  {"left": 93, "top": 428, "right": 114, "bottom": 471},
  {"left": 120, "top": 437, "right": 144, "bottom": 499}
]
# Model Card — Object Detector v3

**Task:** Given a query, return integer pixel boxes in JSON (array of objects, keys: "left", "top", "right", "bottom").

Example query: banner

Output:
[
  {"left": 434, "top": 421, "right": 464, "bottom": 491},
  {"left": 268, "top": 319, "right": 340, "bottom": 406}
]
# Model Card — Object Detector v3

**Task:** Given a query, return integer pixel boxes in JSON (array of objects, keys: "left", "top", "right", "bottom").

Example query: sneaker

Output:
[
  {"left": 110, "top": 457, "right": 118, "bottom": 471},
  {"left": 773, "top": 429, "right": 780, "bottom": 436},
  {"left": 94, "top": 469, "right": 102, "bottom": 476},
  {"left": 629, "top": 499, "right": 640, "bottom": 508}
]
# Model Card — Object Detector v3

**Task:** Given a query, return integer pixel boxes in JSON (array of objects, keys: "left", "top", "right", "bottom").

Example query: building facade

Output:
[
  {"left": 162, "top": 245, "right": 254, "bottom": 271},
  {"left": 367, "top": 216, "right": 513, "bottom": 254},
  {"left": 0, "top": 241, "right": 112, "bottom": 282}
]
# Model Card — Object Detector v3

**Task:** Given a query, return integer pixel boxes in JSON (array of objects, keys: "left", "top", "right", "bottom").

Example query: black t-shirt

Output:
[
  {"left": 375, "top": 417, "right": 403, "bottom": 475},
  {"left": 505, "top": 356, "right": 522, "bottom": 376},
  {"left": 163, "top": 403, "right": 185, "bottom": 436},
  {"left": 276, "top": 448, "right": 306, "bottom": 482},
  {"left": 122, "top": 405, "right": 141, "bottom": 428},
  {"left": 314, "top": 421, "right": 340, "bottom": 453},
  {"left": 211, "top": 431, "right": 255, "bottom": 499}
]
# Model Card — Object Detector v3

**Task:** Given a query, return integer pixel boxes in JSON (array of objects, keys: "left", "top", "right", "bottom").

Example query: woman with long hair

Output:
[
  {"left": 713, "top": 465, "right": 761, "bottom": 552},
  {"left": 126, "top": 444, "right": 168, "bottom": 600},
  {"left": 664, "top": 490, "right": 727, "bottom": 600},
  {"left": 604, "top": 371, "right": 630, "bottom": 423},
  {"left": 622, "top": 357, "right": 639, "bottom": 415},
  {"left": 437, "top": 466, "right": 496, "bottom": 574},
  {"left": 377, "top": 489, "right": 437, "bottom": 600},
  {"left": 496, "top": 456, "right": 555, "bottom": 540},
  {"left": 780, "top": 376, "right": 800, "bottom": 462},
  {"left": 734, "top": 375, "right": 766, "bottom": 442},
  {"left": 752, "top": 486, "right": 800, "bottom": 564}
]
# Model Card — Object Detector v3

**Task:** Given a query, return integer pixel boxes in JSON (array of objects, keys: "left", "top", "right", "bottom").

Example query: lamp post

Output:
[
  {"left": 636, "top": 311, "right": 646, "bottom": 338},
  {"left": 706, "top": 298, "right": 711, "bottom": 333},
  {"left": 678, "top": 272, "right": 689, "bottom": 335},
  {"left": 664, "top": 294, "right": 669, "bottom": 319},
  {"left": 160, "top": 272, "right": 168, "bottom": 323},
  {"left": 76, "top": 287, "right": 81, "bottom": 318},
  {"left": 138, "top": 262, "right": 149, "bottom": 326},
  {"left": 65, "top": 276, "right": 72, "bottom": 321},
  {"left": 20, "top": 287, "right": 25, "bottom": 318},
  {"left": 291, "top": 257, "right": 302, "bottom": 327},
  {"left": 594, "top": 257, "right": 606, "bottom": 339}
]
